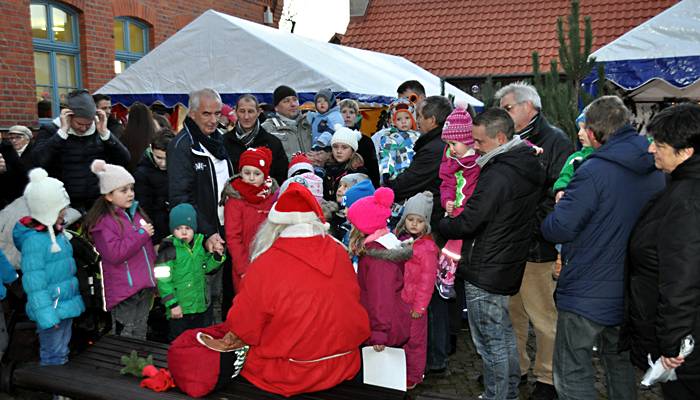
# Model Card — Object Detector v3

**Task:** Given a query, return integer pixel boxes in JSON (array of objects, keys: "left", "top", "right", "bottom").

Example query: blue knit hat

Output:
[
  {"left": 342, "top": 179, "right": 375, "bottom": 208},
  {"left": 170, "top": 203, "right": 197, "bottom": 232}
]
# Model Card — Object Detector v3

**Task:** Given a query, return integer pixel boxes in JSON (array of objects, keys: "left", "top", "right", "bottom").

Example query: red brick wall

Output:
[{"left": 0, "top": 0, "right": 283, "bottom": 129}]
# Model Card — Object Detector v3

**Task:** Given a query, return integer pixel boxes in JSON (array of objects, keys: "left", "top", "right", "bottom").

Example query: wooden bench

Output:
[{"left": 3, "top": 335, "right": 418, "bottom": 399}]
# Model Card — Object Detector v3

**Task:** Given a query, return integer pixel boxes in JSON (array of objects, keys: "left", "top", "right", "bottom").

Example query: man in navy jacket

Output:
[{"left": 541, "top": 96, "right": 665, "bottom": 400}]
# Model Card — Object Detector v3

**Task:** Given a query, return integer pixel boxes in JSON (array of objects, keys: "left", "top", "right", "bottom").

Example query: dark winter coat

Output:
[
  {"left": 33, "top": 122, "right": 130, "bottom": 211},
  {"left": 541, "top": 126, "right": 665, "bottom": 326},
  {"left": 384, "top": 126, "right": 446, "bottom": 235},
  {"left": 0, "top": 140, "right": 27, "bottom": 209},
  {"left": 323, "top": 161, "right": 368, "bottom": 201},
  {"left": 134, "top": 149, "right": 169, "bottom": 244},
  {"left": 625, "top": 154, "right": 700, "bottom": 380},
  {"left": 168, "top": 118, "right": 233, "bottom": 237},
  {"left": 222, "top": 127, "right": 288, "bottom": 186},
  {"left": 439, "top": 143, "right": 545, "bottom": 295},
  {"left": 357, "top": 135, "right": 380, "bottom": 187},
  {"left": 521, "top": 115, "right": 575, "bottom": 263}
]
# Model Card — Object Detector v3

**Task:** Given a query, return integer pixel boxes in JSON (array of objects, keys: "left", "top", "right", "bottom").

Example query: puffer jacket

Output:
[
  {"left": 261, "top": 114, "right": 312, "bottom": 159},
  {"left": 154, "top": 234, "right": 224, "bottom": 317},
  {"left": 542, "top": 125, "right": 665, "bottom": 326},
  {"left": 91, "top": 202, "right": 157, "bottom": 310},
  {"left": 625, "top": 154, "right": 700, "bottom": 380},
  {"left": 357, "top": 234, "right": 412, "bottom": 346},
  {"left": 13, "top": 219, "right": 84, "bottom": 329},
  {"left": 0, "top": 249, "right": 17, "bottom": 300},
  {"left": 400, "top": 236, "right": 439, "bottom": 315},
  {"left": 440, "top": 143, "right": 546, "bottom": 295}
]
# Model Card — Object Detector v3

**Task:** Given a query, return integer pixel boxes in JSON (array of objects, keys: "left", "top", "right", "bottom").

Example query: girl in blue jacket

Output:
[{"left": 13, "top": 169, "right": 84, "bottom": 366}]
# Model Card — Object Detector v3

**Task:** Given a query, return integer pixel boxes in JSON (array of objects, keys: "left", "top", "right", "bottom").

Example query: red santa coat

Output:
[
  {"left": 224, "top": 194, "right": 276, "bottom": 291},
  {"left": 225, "top": 233, "right": 370, "bottom": 397}
]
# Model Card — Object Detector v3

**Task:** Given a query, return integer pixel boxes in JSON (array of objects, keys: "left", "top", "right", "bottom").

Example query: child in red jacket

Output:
[
  {"left": 395, "top": 191, "right": 440, "bottom": 388},
  {"left": 224, "top": 147, "right": 277, "bottom": 292}
]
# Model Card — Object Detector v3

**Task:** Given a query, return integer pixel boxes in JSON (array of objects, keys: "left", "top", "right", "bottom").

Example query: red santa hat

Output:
[
  {"left": 287, "top": 152, "right": 314, "bottom": 178},
  {"left": 238, "top": 146, "right": 272, "bottom": 178},
  {"left": 268, "top": 183, "right": 325, "bottom": 225}
]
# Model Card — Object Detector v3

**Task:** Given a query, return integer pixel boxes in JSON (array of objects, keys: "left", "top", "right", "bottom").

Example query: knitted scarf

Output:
[
  {"left": 234, "top": 120, "right": 261, "bottom": 147},
  {"left": 516, "top": 113, "right": 540, "bottom": 141},
  {"left": 231, "top": 177, "right": 273, "bottom": 204}
]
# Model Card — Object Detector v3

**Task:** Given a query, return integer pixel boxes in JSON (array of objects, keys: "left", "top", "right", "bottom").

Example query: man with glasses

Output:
[
  {"left": 6, "top": 125, "right": 34, "bottom": 171},
  {"left": 33, "top": 89, "right": 130, "bottom": 211},
  {"left": 93, "top": 94, "right": 125, "bottom": 139},
  {"left": 494, "top": 82, "right": 574, "bottom": 400}
]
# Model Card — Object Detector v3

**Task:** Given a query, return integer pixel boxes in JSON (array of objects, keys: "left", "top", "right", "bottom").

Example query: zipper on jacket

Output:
[
  {"left": 142, "top": 247, "right": 156, "bottom": 286},
  {"left": 124, "top": 261, "right": 134, "bottom": 287}
]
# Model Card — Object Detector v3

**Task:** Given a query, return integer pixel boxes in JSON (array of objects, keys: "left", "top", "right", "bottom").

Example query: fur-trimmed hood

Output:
[{"left": 365, "top": 233, "right": 413, "bottom": 262}]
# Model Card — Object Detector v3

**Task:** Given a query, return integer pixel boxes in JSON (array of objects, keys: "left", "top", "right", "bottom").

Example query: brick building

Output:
[{"left": 0, "top": 0, "right": 284, "bottom": 129}]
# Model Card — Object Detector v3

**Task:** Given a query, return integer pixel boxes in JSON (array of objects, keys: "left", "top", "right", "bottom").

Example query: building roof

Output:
[{"left": 341, "top": 0, "right": 679, "bottom": 78}]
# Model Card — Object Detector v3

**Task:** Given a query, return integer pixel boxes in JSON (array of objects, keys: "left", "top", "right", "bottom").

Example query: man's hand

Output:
[
  {"left": 555, "top": 191, "right": 565, "bottom": 203},
  {"left": 96, "top": 109, "right": 109, "bottom": 136},
  {"left": 661, "top": 355, "right": 684, "bottom": 370},
  {"left": 59, "top": 108, "right": 74, "bottom": 133},
  {"left": 170, "top": 306, "right": 183, "bottom": 319},
  {"left": 205, "top": 233, "right": 225, "bottom": 254},
  {"left": 0, "top": 153, "right": 6, "bottom": 174}
]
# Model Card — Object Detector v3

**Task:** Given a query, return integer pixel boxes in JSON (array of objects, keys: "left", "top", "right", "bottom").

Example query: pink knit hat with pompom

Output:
[
  {"left": 441, "top": 99, "right": 473, "bottom": 145},
  {"left": 347, "top": 187, "right": 394, "bottom": 234}
]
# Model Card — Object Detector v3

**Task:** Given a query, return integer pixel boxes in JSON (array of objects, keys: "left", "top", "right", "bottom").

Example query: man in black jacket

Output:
[
  {"left": 223, "top": 94, "right": 288, "bottom": 185},
  {"left": 496, "top": 82, "right": 574, "bottom": 399},
  {"left": 440, "top": 108, "right": 545, "bottom": 400},
  {"left": 33, "top": 89, "right": 130, "bottom": 212}
]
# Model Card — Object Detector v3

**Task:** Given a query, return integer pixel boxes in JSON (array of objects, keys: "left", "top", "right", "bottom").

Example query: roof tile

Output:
[{"left": 342, "top": 0, "right": 678, "bottom": 77}]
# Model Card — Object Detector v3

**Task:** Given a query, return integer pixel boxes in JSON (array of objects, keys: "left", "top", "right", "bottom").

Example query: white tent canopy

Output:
[
  {"left": 584, "top": 0, "right": 700, "bottom": 100},
  {"left": 98, "top": 10, "right": 482, "bottom": 107}
]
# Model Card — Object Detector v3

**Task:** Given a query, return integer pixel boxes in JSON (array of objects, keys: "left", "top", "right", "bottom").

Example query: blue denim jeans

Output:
[
  {"left": 553, "top": 310, "right": 636, "bottom": 400},
  {"left": 464, "top": 282, "right": 520, "bottom": 400},
  {"left": 38, "top": 318, "right": 72, "bottom": 366}
]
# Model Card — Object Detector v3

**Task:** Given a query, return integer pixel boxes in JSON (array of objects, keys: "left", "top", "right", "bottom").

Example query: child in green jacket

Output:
[
  {"left": 553, "top": 111, "right": 597, "bottom": 202},
  {"left": 154, "top": 203, "right": 224, "bottom": 341}
]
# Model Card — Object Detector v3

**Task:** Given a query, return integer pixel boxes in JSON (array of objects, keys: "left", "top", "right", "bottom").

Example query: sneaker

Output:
[
  {"left": 436, "top": 281, "right": 456, "bottom": 299},
  {"left": 531, "top": 381, "right": 557, "bottom": 400}
]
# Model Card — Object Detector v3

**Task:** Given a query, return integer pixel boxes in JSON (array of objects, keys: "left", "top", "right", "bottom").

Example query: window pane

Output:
[
  {"left": 33, "top": 51, "right": 51, "bottom": 86},
  {"left": 57, "top": 87, "right": 77, "bottom": 109},
  {"left": 129, "top": 23, "right": 145, "bottom": 53},
  {"left": 52, "top": 7, "right": 73, "bottom": 43},
  {"left": 30, "top": 4, "right": 48, "bottom": 39},
  {"left": 114, "top": 19, "right": 125, "bottom": 51},
  {"left": 36, "top": 87, "right": 53, "bottom": 118},
  {"left": 114, "top": 60, "right": 127, "bottom": 74},
  {"left": 55, "top": 54, "right": 76, "bottom": 87}
]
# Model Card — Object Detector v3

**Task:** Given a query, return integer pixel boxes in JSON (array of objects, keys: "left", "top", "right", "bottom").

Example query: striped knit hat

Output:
[{"left": 441, "top": 100, "right": 473, "bottom": 145}]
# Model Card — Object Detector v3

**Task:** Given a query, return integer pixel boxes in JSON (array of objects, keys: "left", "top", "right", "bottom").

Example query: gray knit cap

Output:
[
  {"left": 398, "top": 191, "right": 433, "bottom": 234},
  {"left": 67, "top": 90, "right": 97, "bottom": 119}
]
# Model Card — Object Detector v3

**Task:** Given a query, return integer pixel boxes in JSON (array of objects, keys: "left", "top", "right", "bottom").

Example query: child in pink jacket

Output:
[
  {"left": 437, "top": 102, "right": 480, "bottom": 299},
  {"left": 395, "top": 191, "right": 439, "bottom": 388}
]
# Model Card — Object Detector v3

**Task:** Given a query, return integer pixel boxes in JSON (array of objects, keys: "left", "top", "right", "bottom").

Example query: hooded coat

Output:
[
  {"left": 542, "top": 125, "right": 665, "bottom": 326},
  {"left": 91, "top": 203, "right": 157, "bottom": 310},
  {"left": 13, "top": 220, "right": 84, "bottom": 329},
  {"left": 225, "top": 233, "right": 370, "bottom": 397},
  {"left": 439, "top": 143, "right": 546, "bottom": 295},
  {"left": 625, "top": 154, "right": 700, "bottom": 380}
]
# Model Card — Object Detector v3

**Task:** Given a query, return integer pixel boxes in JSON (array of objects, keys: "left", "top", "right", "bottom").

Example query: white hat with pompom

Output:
[
  {"left": 90, "top": 159, "right": 134, "bottom": 194},
  {"left": 331, "top": 124, "right": 362, "bottom": 152},
  {"left": 23, "top": 168, "right": 71, "bottom": 252}
]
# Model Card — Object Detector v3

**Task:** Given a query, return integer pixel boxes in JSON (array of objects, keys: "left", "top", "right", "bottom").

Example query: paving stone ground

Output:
[{"left": 412, "top": 326, "right": 663, "bottom": 400}]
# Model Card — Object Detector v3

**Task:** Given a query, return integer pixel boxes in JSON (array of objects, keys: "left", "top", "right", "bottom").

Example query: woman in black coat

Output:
[{"left": 626, "top": 103, "right": 700, "bottom": 399}]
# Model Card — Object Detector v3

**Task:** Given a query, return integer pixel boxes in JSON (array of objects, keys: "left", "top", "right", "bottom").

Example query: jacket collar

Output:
[
  {"left": 671, "top": 154, "right": 700, "bottom": 181},
  {"left": 414, "top": 126, "right": 442, "bottom": 152}
]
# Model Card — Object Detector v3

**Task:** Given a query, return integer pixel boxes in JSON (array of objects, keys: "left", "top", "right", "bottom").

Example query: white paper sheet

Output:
[{"left": 361, "top": 346, "right": 406, "bottom": 391}]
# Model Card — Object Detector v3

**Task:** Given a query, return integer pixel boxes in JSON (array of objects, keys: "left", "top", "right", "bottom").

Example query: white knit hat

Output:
[
  {"left": 91, "top": 159, "right": 135, "bottom": 194},
  {"left": 24, "top": 168, "right": 71, "bottom": 253},
  {"left": 331, "top": 124, "right": 362, "bottom": 151}
]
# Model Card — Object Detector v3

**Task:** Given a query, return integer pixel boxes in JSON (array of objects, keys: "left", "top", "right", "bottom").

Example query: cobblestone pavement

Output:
[{"left": 411, "top": 327, "right": 663, "bottom": 400}]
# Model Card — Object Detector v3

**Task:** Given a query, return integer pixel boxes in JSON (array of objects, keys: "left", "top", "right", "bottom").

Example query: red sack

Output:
[{"left": 167, "top": 323, "right": 248, "bottom": 398}]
